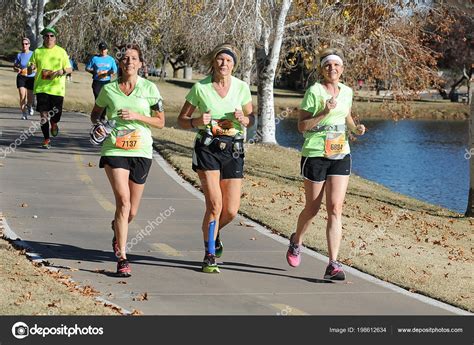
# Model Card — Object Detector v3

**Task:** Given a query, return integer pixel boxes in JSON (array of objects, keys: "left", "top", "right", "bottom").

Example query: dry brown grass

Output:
[
  {"left": 153, "top": 126, "right": 473, "bottom": 312},
  {"left": 0, "top": 237, "right": 120, "bottom": 315}
]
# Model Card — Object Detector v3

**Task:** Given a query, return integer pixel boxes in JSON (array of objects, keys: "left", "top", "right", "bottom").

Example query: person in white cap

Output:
[{"left": 285, "top": 47, "right": 366, "bottom": 280}]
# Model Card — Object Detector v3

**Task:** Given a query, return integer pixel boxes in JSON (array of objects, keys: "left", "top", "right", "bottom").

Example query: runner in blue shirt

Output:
[
  {"left": 86, "top": 42, "right": 118, "bottom": 100},
  {"left": 13, "top": 37, "right": 36, "bottom": 119}
]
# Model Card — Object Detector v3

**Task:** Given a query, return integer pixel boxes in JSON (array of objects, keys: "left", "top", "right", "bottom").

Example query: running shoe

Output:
[
  {"left": 28, "top": 106, "right": 34, "bottom": 116},
  {"left": 215, "top": 234, "right": 223, "bottom": 258},
  {"left": 286, "top": 233, "right": 301, "bottom": 267},
  {"left": 324, "top": 260, "right": 346, "bottom": 281},
  {"left": 202, "top": 253, "right": 220, "bottom": 273},
  {"left": 41, "top": 139, "right": 51, "bottom": 149},
  {"left": 116, "top": 259, "right": 131, "bottom": 277},
  {"left": 111, "top": 220, "right": 120, "bottom": 257},
  {"left": 50, "top": 122, "right": 59, "bottom": 137},
  {"left": 21, "top": 111, "right": 27, "bottom": 120}
]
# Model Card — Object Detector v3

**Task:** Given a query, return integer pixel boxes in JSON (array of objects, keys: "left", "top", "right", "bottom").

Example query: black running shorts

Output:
[
  {"left": 300, "top": 154, "right": 351, "bottom": 183},
  {"left": 192, "top": 136, "right": 244, "bottom": 179},
  {"left": 36, "top": 93, "right": 64, "bottom": 119},
  {"left": 99, "top": 156, "right": 152, "bottom": 184},
  {"left": 16, "top": 75, "right": 34, "bottom": 90}
]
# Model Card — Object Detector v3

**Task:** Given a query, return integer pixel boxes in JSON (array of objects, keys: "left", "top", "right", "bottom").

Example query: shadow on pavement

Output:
[{"left": 21, "top": 239, "right": 333, "bottom": 284}]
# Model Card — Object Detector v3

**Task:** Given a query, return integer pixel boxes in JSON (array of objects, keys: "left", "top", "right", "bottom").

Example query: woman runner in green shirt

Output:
[
  {"left": 90, "top": 44, "right": 165, "bottom": 277},
  {"left": 286, "top": 48, "right": 365, "bottom": 280},
  {"left": 178, "top": 43, "right": 254, "bottom": 273}
]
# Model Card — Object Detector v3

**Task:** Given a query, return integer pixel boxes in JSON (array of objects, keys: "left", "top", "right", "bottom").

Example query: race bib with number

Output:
[
  {"left": 97, "top": 70, "right": 108, "bottom": 79},
  {"left": 210, "top": 119, "right": 238, "bottom": 137},
  {"left": 115, "top": 129, "right": 142, "bottom": 150},
  {"left": 41, "top": 69, "right": 53, "bottom": 80},
  {"left": 324, "top": 131, "right": 346, "bottom": 159}
]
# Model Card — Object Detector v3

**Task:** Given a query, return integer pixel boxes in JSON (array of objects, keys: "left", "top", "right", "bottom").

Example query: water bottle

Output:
[
  {"left": 103, "top": 119, "right": 116, "bottom": 135},
  {"left": 90, "top": 119, "right": 116, "bottom": 146},
  {"left": 202, "top": 126, "right": 213, "bottom": 146}
]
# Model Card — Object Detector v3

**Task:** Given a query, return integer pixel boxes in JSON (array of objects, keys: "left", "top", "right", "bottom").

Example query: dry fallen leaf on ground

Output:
[
  {"left": 250, "top": 237, "right": 256, "bottom": 241},
  {"left": 133, "top": 292, "right": 148, "bottom": 301},
  {"left": 20, "top": 203, "right": 28, "bottom": 208}
]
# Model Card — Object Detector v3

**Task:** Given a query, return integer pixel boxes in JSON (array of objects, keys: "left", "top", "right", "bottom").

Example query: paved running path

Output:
[{"left": 0, "top": 108, "right": 467, "bottom": 315}]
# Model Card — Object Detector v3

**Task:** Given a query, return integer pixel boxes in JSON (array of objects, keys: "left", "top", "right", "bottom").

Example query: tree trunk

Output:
[
  {"left": 23, "top": 0, "right": 37, "bottom": 48},
  {"left": 466, "top": 79, "right": 474, "bottom": 217},
  {"left": 254, "top": 0, "right": 292, "bottom": 144},
  {"left": 257, "top": 72, "right": 277, "bottom": 144},
  {"left": 22, "top": 0, "right": 48, "bottom": 49},
  {"left": 240, "top": 43, "right": 254, "bottom": 85},
  {"left": 173, "top": 69, "right": 179, "bottom": 78},
  {"left": 36, "top": 0, "right": 47, "bottom": 47},
  {"left": 160, "top": 53, "right": 169, "bottom": 81}
]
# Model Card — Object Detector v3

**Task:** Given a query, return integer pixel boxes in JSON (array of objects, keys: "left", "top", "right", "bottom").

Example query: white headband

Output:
[{"left": 320, "top": 54, "right": 343, "bottom": 67}]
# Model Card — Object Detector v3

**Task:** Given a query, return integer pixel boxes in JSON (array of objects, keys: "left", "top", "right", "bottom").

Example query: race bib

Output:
[
  {"left": 20, "top": 68, "right": 28, "bottom": 76},
  {"left": 210, "top": 119, "right": 238, "bottom": 137},
  {"left": 41, "top": 69, "right": 53, "bottom": 80},
  {"left": 97, "top": 70, "right": 108, "bottom": 79},
  {"left": 324, "top": 131, "right": 346, "bottom": 159},
  {"left": 115, "top": 129, "right": 142, "bottom": 150}
]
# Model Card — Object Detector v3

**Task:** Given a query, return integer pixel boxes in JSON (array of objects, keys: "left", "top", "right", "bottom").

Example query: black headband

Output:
[{"left": 215, "top": 49, "right": 237, "bottom": 65}]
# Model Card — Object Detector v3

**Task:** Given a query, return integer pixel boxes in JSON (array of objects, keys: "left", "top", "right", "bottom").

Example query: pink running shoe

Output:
[
  {"left": 286, "top": 233, "right": 301, "bottom": 267},
  {"left": 116, "top": 259, "right": 131, "bottom": 277},
  {"left": 324, "top": 260, "right": 346, "bottom": 280}
]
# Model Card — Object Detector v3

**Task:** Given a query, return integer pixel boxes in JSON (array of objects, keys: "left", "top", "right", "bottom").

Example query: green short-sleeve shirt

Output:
[
  {"left": 300, "top": 82, "right": 353, "bottom": 157},
  {"left": 185, "top": 75, "right": 252, "bottom": 134},
  {"left": 95, "top": 76, "right": 162, "bottom": 159},
  {"left": 29, "top": 45, "right": 71, "bottom": 97}
]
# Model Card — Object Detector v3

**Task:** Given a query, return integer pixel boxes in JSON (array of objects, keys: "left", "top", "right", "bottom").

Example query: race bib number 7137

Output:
[{"left": 115, "top": 129, "right": 142, "bottom": 150}]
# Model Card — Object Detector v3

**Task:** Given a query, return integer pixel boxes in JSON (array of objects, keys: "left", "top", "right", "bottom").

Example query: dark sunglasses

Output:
[{"left": 43, "top": 34, "right": 55, "bottom": 38}]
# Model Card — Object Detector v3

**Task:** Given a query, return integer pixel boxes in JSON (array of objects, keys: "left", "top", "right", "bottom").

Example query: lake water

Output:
[{"left": 266, "top": 118, "right": 469, "bottom": 213}]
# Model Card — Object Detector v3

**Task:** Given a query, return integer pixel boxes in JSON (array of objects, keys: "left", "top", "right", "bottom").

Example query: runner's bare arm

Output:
[
  {"left": 178, "top": 101, "right": 198, "bottom": 129},
  {"left": 149, "top": 110, "right": 165, "bottom": 128},
  {"left": 298, "top": 97, "right": 337, "bottom": 133},
  {"left": 27, "top": 63, "right": 36, "bottom": 75},
  {"left": 90, "top": 104, "right": 105, "bottom": 124},
  {"left": 298, "top": 108, "right": 328, "bottom": 133},
  {"left": 346, "top": 109, "right": 365, "bottom": 135},
  {"left": 235, "top": 101, "right": 254, "bottom": 127}
]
